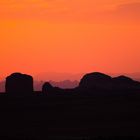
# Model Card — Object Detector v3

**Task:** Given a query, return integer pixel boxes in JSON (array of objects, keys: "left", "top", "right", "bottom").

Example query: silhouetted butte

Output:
[
  {"left": 5, "top": 73, "right": 33, "bottom": 96},
  {"left": 79, "top": 72, "right": 112, "bottom": 90}
]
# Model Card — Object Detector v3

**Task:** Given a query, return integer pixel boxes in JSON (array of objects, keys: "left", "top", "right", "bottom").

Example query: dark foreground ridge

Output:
[{"left": 0, "top": 72, "right": 140, "bottom": 139}]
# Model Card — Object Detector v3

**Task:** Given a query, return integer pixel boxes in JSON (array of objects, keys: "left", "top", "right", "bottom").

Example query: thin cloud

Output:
[
  {"left": 0, "top": 1, "right": 139, "bottom": 23},
  {"left": 113, "top": 2, "right": 140, "bottom": 20}
]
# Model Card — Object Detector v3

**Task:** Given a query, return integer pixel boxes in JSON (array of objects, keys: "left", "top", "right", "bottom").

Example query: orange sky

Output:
[{"left": 0, "top": 0, "right": 140, "bottom": 80}]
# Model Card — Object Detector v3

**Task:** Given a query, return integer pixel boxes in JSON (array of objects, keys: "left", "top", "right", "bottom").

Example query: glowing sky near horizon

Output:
[{"left": 0, "top": 0, "right": 140, "bottom": 79}]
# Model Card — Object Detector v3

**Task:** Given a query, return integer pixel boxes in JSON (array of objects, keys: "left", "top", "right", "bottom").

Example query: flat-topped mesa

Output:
[
  {"left": 79, "top": 72, "right": 112, "bottom": 90},
  {"left": 5, "top": 73, "right": 33, "bottom": 96}
]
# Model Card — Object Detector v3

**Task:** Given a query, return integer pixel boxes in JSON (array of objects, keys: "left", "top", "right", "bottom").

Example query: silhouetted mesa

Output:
[
  {"left": 79, "top": 72, "right": 112, "bottom": 90},
  {"left": 78, "top": 72, "right": 140, "bottom": 92},
  {"left": 5, "top": 73, "right": 33, "bottom": 96}
]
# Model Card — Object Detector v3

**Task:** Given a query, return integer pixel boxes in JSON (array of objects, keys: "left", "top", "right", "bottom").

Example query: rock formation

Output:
[
  {"left": 5, "top": 73, "right": 33, "bottom": 96},
  {"left": 79, "top": 72, "right": 112, "bottom": 90},
  {"left": 42, "top": 82, "right": 54, "bottom": 95},
  {"left": 112, "top": 75, "right": 140, "bottom": 89}
]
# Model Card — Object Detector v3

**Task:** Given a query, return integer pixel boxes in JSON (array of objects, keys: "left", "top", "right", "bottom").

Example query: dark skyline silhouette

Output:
[
  {"left": 1, "top": 71, "right": 140, "bottom": 93},
  {"left": 0, "top": 71, "right": 139, "bottom": 95},
  {"left": 5, "top": 73, "right": 33, "bottom": 96},
  {"left": 0, "top": 71, "right": 140, "bottom": 139}
]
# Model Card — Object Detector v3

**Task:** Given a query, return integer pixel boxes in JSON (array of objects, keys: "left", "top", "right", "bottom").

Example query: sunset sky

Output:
[{"left": 0, "top": 0, "right": 140, "bottom": 80}]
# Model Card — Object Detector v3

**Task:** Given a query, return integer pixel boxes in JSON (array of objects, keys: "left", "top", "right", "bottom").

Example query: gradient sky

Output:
[{"left": 0, "top": 0, "right": 140, "bottom": 79}]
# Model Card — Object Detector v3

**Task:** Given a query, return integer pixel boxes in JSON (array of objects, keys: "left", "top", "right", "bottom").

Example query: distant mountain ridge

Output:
[
  {"left": 34, "top": 72, "right": 83, "bottom": 81},
  {"left": 34, "top": 80, "right": 79, "bottom": 91}
]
